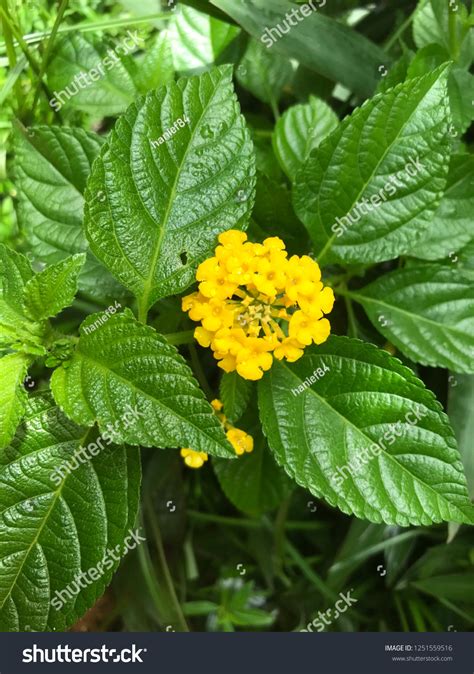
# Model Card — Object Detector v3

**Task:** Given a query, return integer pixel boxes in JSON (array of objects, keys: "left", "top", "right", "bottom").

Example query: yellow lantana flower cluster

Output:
[
  {"left": 180, "top": 399, "right": 254, "bottom": 469},
  {"left": 182, "top": 230, "right": 334, "bottom": 380}
]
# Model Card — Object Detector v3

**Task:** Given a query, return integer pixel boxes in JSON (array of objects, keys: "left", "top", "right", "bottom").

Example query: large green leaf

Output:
[
  {"left": 259, "top": 336, "right": 474, "bottom": 526},
  {"left": 47, "top": 32, "right": 138, "bottom": 116},
  {"left": 169, "top": 5, "right": 240, "bottom": 72},
  {"left": 211, "top": 0, "right": 389, "bottom": 98},
  {"left": 214, "top": 438, "right": 292, "bottom": 516},
  {"left": 84, "top": 66, "right": 256, "bottom": 313},
  {"left": 23, "top": 254, "right": 85, "bottom": 321},
  {"left": 0, "top": 352, "right": 30, "bottom": 449},
  {"left": 0, "top": 393, "right": 141, "bottom": 631},
  {"left": 293, "top": 66, "right": 451, "bottom": 264},
  {"left": 51, "top": 310, "right": 234, "bottom": 458},
  {"left": 351, "top": 264, "right": 474, "bottom": 373},
  {"left": 236, "top": 39, "right": 293, "bottom": 107},
  {"left": 410, "top": 154, "right": 474, "bottom": 260},
  {"left": 272, "top": 95, "right": 338, "bottom": 181}
]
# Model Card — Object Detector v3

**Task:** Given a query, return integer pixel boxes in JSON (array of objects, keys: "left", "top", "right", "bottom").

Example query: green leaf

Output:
[
  {"left": 258, "top": 336, "right": 474, "bottom": 526},
  {"left": 134, "top": 30, "right": 175, "bottom": 93},
  {"left": 12, "top": 122, "right": 131, "bottom": 306},
  {"left": 0, "top": 393, "right": 141, "bottom": 631},
  {"left": 169, "top": 5, "right": 240, "bottom": 72},
  {"left": 214, "top": 437, "right": 292, "bottom": 516},
  {"left": 210, "top": 0, "right": 389, "bottom": 98},
  {"left": 84, "top": 66, "right": 256, "bottom": 313},
  {"left": 219, "top": 371, "right": 252, "bottom": 423},
  {"left": 236, "top": 39, "right": 293, "bottom": 107},
  {"left": 351, "top": 264, "right": 474, "bottom": 374},
  {"left": 272, "top": 95, "right": 338, "bottom": 181},
  {"left": 50, "top": 309, "right": 234, "bottom": 458},
  {"left": 0, "top": 246, "right": 46, "bottom": 354},
  {"left": 47, "top": 32, "right": 139, "bottom": 116},
  {"left": 448, "top": 374, "right": 474, "bottom": 497},
  {"left": 0, "top": 352, "right": 30, "bottom": 449},
  {"left": 11, "top": 122, "right": 98, "bottom": 262},
  {"left": 23, "top": 254, "right": 86, "bottom": 321},
  {"left": 293, "top": 66, "right": 451, "bottom": 264},
  {"left": 410, "top": 154, "right": 474, "bottom": 260}
]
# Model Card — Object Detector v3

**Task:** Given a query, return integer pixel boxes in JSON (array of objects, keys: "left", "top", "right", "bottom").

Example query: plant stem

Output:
[
  {"left": 144, "top": 498, "right": 189, "bottom": 632},
  {"left": 384, "top": 0, "right": 428, "bottom": 52},
  {"left": 0, "top": 0, "right": 21, "bottom": 109},
  {"left": 31, "top": 0, "right": 69, "bottom": 114},
  {"left": 137, "top": 296, "right": 148, "bottom": 324},
  {"left": 344, "top": 293, "right": 358, "bottom": 338},
  {"left": 273, "top": 495, "right": 290, "bottom": 574},
  {"left": 448, "top": 4, "right": 460, "bottom": 61},
  {"left": 188, "top": 344, "right": 213, "bottom": 400},
  {"left": 164, "top": 330, "right": 195, "bottom": 346},
  {"left": 188, "top": 510, "right": 325, "bottom": 531}
]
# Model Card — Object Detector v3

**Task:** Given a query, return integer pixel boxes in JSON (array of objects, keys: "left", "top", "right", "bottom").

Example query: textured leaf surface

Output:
[
  {"left": 352, "top": 264, "right": 474, "bottom": 373},
  {"left": 259, "top": 337, "right": 474, "bottom": 526},
  {"left": 211, "top": 0, "right": 388, "bottom": 98},
  {"left": 273, "top": 96, "right": 338, "bottom": 180},
  {"left": 0, "top": 394, "right": 141, "bottom": 631},
  {"left": 410, "top": 154, "right": 474, "bottom": 260},
  {"left": 293, "top": 67, "right": 451, "bottom": 264},
  {"left": 23, "top": 254, "right": 85, "bottom": 321},
  {"left": 84, "top": 66, "right": 255, "bottom": 311},
  {"left": 47, "top": 33, "right": 138, "bottom": 116},
  {"left": 214, "top": 439, "right": 292, "bottom": 516},
  {"left": 236, "top": 39, "right": 293, "bottom": 106},
  {"left": 51, "top": 310, "right": 234, "bottom": 457},
  {"left": 169, "top": 5, "right": 239, "bottom": 72},
  {"left": 0, "top": 352, "right": 30, "bottom": 449},
  {"left": 219, "top": 371, "right": 252, "bottom": 424}
]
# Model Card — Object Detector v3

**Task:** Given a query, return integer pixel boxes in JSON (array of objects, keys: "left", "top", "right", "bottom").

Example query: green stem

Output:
[
  {"left": 0, "top": 12, "right": 169, "bottom": 51},
  {"left": 144, "top": 498, "right": 189, "bottom": 632},
  {"left": 188, "top": 344, "right": 213, "bottom": 400},
  {"left": 137, "top": 296, "right": 148, "bottom": 325},
  {"left": 285, "top": 539, "right": 338, "bottom": 603},
  {"left": 188, "top": 510, "right": 325, "bottom": 531},
  {"left": 31, "top": 0, "right": 69, "bottom": 114},
  {"left": 273, "top": 495, "right": 291, "bottom": 574},
  {"left": 384, "top": 0, "right": 429, "bottom": 52},
  {"left": 448, "top": 4, "right": 460, "bottom": 61},
  {"left": 344, "top": 293, "right": 358, "bottom": 338},
  {"left": 164, "top": 330, "right": 195, "bottom": 346},
  {"left": 0, "top": 0, "right": 21, "bottom": 108}
]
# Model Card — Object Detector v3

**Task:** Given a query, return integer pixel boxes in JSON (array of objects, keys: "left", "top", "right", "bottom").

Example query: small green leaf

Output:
[
  {"left": 0, "top": 352, "right": 30, "bottom": 449},
  {"left": 51, "top": 309, "right": 234, "bottom": 458},
  {"left": 47, "top": 32, "right": 139, "bottom": 116},
  {"left": 23, "top": 254, "right": 86, "bottom": 321},
  {"left": 293, "top": 66, "right": 451, "bottom": 264},
  {"left": 413, "top": 0, "right": 472, "bottom": 68},
  {"left": 0, "top": 393, "right": 141, "bottom": 631},
  {"left": 236, "top": 39, "right": 293, "bottom": 107},
  {"left": 410, "top": 154, "right": 474, "bottom": 260},
  {"left": 84, "top": 66, "right": 256, "bottom": 312},
  {"left": 169, "top": 5, "right": 240, "bottom": 72},
  {"left": 272, "top": 95, "right": 338, "bottom": 180},
  {"left": 0, "top": 246, "right": 46, "bottom": 353},
  {"left": 352, "top": 263, "right": 474, "bottom": 373},
  {"left": 219, "top": 371, "right": 252, "bottom": 423},
  {"left": 214, "top": 438, "right": 292, "bottom": 516},
  {"left": 259, "top": 336, "right": 474, "bottom": 526},
  {"left": 134, "top": 30, "right": 175, "bottom": 93}
]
